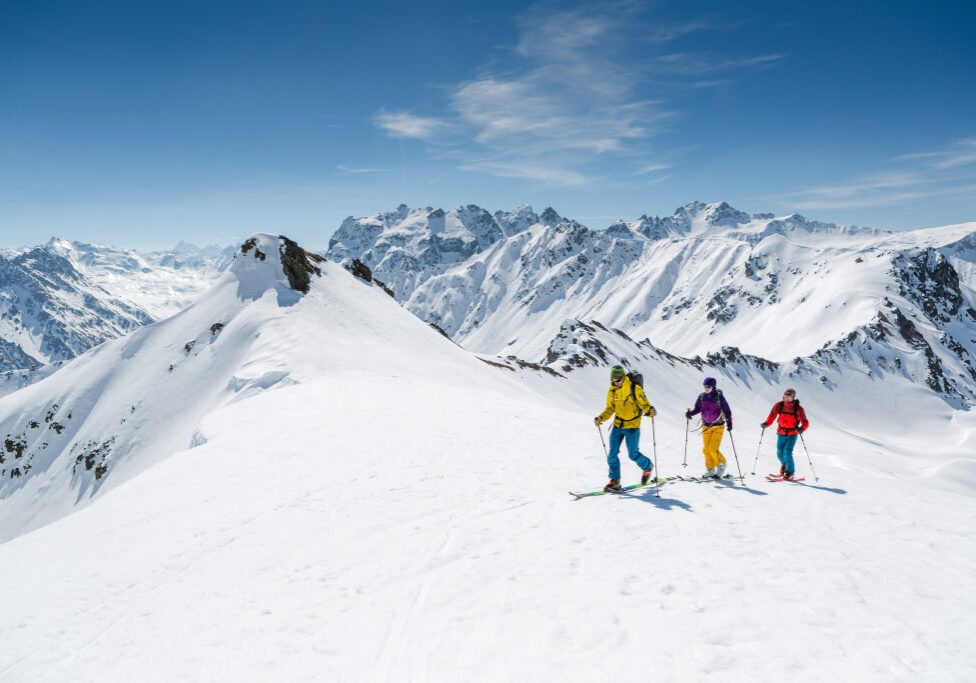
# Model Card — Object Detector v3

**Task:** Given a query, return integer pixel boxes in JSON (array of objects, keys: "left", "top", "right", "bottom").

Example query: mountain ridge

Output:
[{"left": 326, "top": 201, "right": 976, "bottom": 408}]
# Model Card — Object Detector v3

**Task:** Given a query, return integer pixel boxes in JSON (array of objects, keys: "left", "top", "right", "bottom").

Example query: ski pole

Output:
[
  {"left": 682, "top": 415, "right": 690, "bottom": 467},
  {"left": 751, "top": 426, "right": 766, "bottom": 475},
  {"left": 798, "top": 431, "right": 820, "bottom": 482},
  {"left": 651, "top": 415, "right": 661, "bottom": 497},
  {"left": 596, "top": 423, "right": 609, "bottom": 460},
  {"left": 650, "top": 415, "right": 658, "bottom": 477},
  {"left": 720, "top": 409, "right": 745, "bottom": 485},
  {"left": 726, "top": 427, "right": 745, "bottom": 485}
]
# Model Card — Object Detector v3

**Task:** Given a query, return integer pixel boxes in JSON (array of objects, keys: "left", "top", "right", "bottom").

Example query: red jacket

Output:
[{"left": 763, "top": 401, "right": 809, "bottom": 436}]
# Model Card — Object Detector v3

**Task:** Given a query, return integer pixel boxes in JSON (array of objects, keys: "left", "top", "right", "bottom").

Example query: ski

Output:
[
  {"left": 675, "top": 474, "right": 744, "bottom": 483},
  {"left": 765, "top": 474, "right": 806, "bottom": 482},
  {"left": 569, "top": 477, "right": 674, "bottom": 499}
]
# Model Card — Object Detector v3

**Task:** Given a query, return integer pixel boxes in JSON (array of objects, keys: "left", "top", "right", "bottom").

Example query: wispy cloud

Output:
[
  {"left": 792, "top": 150, "right": 976, "bottom": 209},
  {"left": 373, "top": 111, "right": 451, "bottom": 141},
  {"left": 644, "top": 174, "right": 672, "bottom": 185},
  {"left": 634, "top": 162, "right": 671, "bottom": 175},
  {"left": 900, "top": 137, "right": 976, "bottom": 170},
  {"left": 335, "top": 165, "right": 389, "bottom": 175},
  {"left": 654, "top": 52, "right": 783, "bottom": 76},
  {"left": 645, "top": 20, "right": 718, "bottom": 44},
  {"left": 372, "top": 2, "right": 784, "bottom": 186},
  {"left": 437, "top": 4, "right": 666, "bottom": 185},
  {"left": 451, "top": 76, "right": 648, "bottom": 155},
  {"left": 457, "top": 159, "right": 591, "bottom": 186},
  {"left": 692, "top": 78, "right": 735, "bottom": 88}
]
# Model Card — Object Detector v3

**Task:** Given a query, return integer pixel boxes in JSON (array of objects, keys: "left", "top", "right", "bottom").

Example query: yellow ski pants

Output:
[{"left": 701, "top": 425, "right": 727, "bottom": 470}]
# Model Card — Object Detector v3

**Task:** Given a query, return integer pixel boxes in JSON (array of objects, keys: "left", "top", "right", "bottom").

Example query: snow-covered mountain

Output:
[
  {"left": 0, "top": 234, "right": 523, "bottom": 541},
  {"left": 2, "top": 231, "right": 975, "bottom": 680},
  {"left": 44, "top": 237, "right": 234, "bottom": 318},
  {"left": 0, "top": 246, "right": 155, "bottom": 372},
  {"left": 0, "top": 238, "right": 230, "bottom": 374},
  {"left": 326, "top": 203, "right": 540, "bottom": 305},
  {"left": 327, "top": 202, "right": 976, "bottom": 408}
]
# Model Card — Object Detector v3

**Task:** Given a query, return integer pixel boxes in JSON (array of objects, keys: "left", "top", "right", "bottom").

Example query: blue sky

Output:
[{"left": 1, "top": 0, "right": 974, "bottom": 250}]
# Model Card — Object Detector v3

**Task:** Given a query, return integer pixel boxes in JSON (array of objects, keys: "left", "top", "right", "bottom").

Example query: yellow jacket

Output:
[{"left": 597, "top": 376, "right": 652, "bottom": 428}]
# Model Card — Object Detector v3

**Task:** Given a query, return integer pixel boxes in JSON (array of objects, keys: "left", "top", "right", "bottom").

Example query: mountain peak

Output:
[
  {"left": 671, "top": 201, "right": 751, "bottom": 228},
  {"left": 494, "top": 204, "right": 539, "bottom": 236},
  {"left": 540, "top": 207, "right": 562, "bottom": 226},
  {"left": 233, "top": 234, "right": 323, "bottom": 297},
  {"left": 46, "top": 236, "right": 75, "bottom": 250}
]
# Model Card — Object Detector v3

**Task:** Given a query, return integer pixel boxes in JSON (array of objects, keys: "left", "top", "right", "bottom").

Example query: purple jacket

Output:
[{"left": 690, "top": 391, "right": 732, "bottom": 428}]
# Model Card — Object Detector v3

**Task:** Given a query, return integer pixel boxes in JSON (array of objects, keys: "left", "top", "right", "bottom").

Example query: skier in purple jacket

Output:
[{"left": 685, "top": 377, "right": 733, "bottom": 478}]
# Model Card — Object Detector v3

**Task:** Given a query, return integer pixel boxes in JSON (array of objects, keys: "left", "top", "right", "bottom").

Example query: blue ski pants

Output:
[
  {"left": 607, "top": 426, "right": 652, "bottom": 480},
  {"left": 776, "top": 433, "right": 798, "bottom": 475}
]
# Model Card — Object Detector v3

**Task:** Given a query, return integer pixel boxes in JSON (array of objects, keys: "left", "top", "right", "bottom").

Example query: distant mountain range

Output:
[
  {"left": 327, "top": 201, "right": 976, "bottom": 407},
  {"left": 4, "top": 201, "right": 975, "bottom": 411},
  {"left": 0, "top": 239, "right": 231, "bottom": 374}
]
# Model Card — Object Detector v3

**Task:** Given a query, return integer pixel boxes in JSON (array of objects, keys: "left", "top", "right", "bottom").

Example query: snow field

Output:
[{"left": 1, "top": 370, "right": 974, "bottom": 681}]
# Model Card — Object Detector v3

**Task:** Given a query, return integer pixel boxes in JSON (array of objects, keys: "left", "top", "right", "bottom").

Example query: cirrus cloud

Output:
[
  {"left": 373, "top": 111, "right": 451, "bottom": 141},
  {"left": 373, "top": 2, "right": 784, "bottom": 186}
]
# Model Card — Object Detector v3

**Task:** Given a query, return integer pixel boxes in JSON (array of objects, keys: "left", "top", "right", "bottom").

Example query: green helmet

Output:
[{"left": 610, "top": 365, "right": 625, "bottom": 381}]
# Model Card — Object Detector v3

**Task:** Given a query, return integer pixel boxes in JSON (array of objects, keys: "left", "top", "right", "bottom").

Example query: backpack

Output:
[
  {"left": 627, "top": 371, "right": 644, "bottom": 405},
  {"left": 776, "top": 400, "right": 802, "bottom": 433},
  {"left": 698, "top": 388, "right": 727, "bottom": 425}
]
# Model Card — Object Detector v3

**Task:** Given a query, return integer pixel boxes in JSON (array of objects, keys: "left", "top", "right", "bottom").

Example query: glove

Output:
[
  {"left": 646, "top": 406, "right": 657, "bottom": 418},
  {"left": 797, "top": 426, "right": 804, "bottom": 434},
  {"left": 685, "top": 410, "right": 692, "bottom": 420},
  {"left": 727, "top": 421, "right": 733, "bottom": 432},
  {"left": 593, "top": 417, "right": 602, "bottom": 426},
  {"left": 760, "top": 422, "right": 766, "bottom": 429}
]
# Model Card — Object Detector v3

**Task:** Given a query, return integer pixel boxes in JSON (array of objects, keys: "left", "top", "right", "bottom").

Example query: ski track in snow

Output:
[{"left": 1, "top": 376, "right": 974, "bottom": 682}]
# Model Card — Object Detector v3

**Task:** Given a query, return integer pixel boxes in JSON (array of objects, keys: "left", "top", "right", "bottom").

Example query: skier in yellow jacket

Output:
[{"left": 594, "top": 365, "right": 657, "bottom": 492}]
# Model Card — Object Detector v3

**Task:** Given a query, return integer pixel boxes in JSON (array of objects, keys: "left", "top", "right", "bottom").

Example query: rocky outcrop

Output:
[
  {"left": 278, "top": 236, "right": 322, "bottom": 294},
  {"left": 345, "top": 259, "right": 395, "bottom": 298}
]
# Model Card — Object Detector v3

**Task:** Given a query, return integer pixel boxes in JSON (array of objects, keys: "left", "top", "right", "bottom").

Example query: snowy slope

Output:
[
  {"left": 0, "top": 234, "right": 531, "bottom": 542},
  {"left": 327, "top": 202, "right": 976, "bottom": 408},
  {"left": 1, "top": 233, "right": 975, "bottom": 681}
]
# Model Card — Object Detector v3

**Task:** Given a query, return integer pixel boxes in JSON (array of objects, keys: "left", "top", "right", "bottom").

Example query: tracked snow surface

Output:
[{"left": 1, "top": 233, "right": 974, "bottom": 681}]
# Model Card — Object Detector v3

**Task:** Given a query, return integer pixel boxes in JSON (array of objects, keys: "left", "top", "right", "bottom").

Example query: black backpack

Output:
[{"left": 627, "top": 371, "right": 644, "bottom": 405}]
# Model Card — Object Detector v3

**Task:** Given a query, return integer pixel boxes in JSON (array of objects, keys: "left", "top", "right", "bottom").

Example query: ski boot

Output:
[
  {"left": 603, "top": 479, "right": 622, "bottom": 492},
  {"left": 641, "top": 469, "right": 654, "bottom": 485},
  {"left": 715, "top": 462, "right": 727, "bottom": 478}
]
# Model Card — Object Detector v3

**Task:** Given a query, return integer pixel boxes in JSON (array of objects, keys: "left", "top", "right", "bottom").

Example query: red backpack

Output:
[{"left": 777, "top": 400, "right": 801, "bottom": 434}]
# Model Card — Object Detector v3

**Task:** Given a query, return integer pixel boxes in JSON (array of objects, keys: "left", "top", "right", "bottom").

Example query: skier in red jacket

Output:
[{"left": 761, "top": 388, "right": 809, "bottom": 480}]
